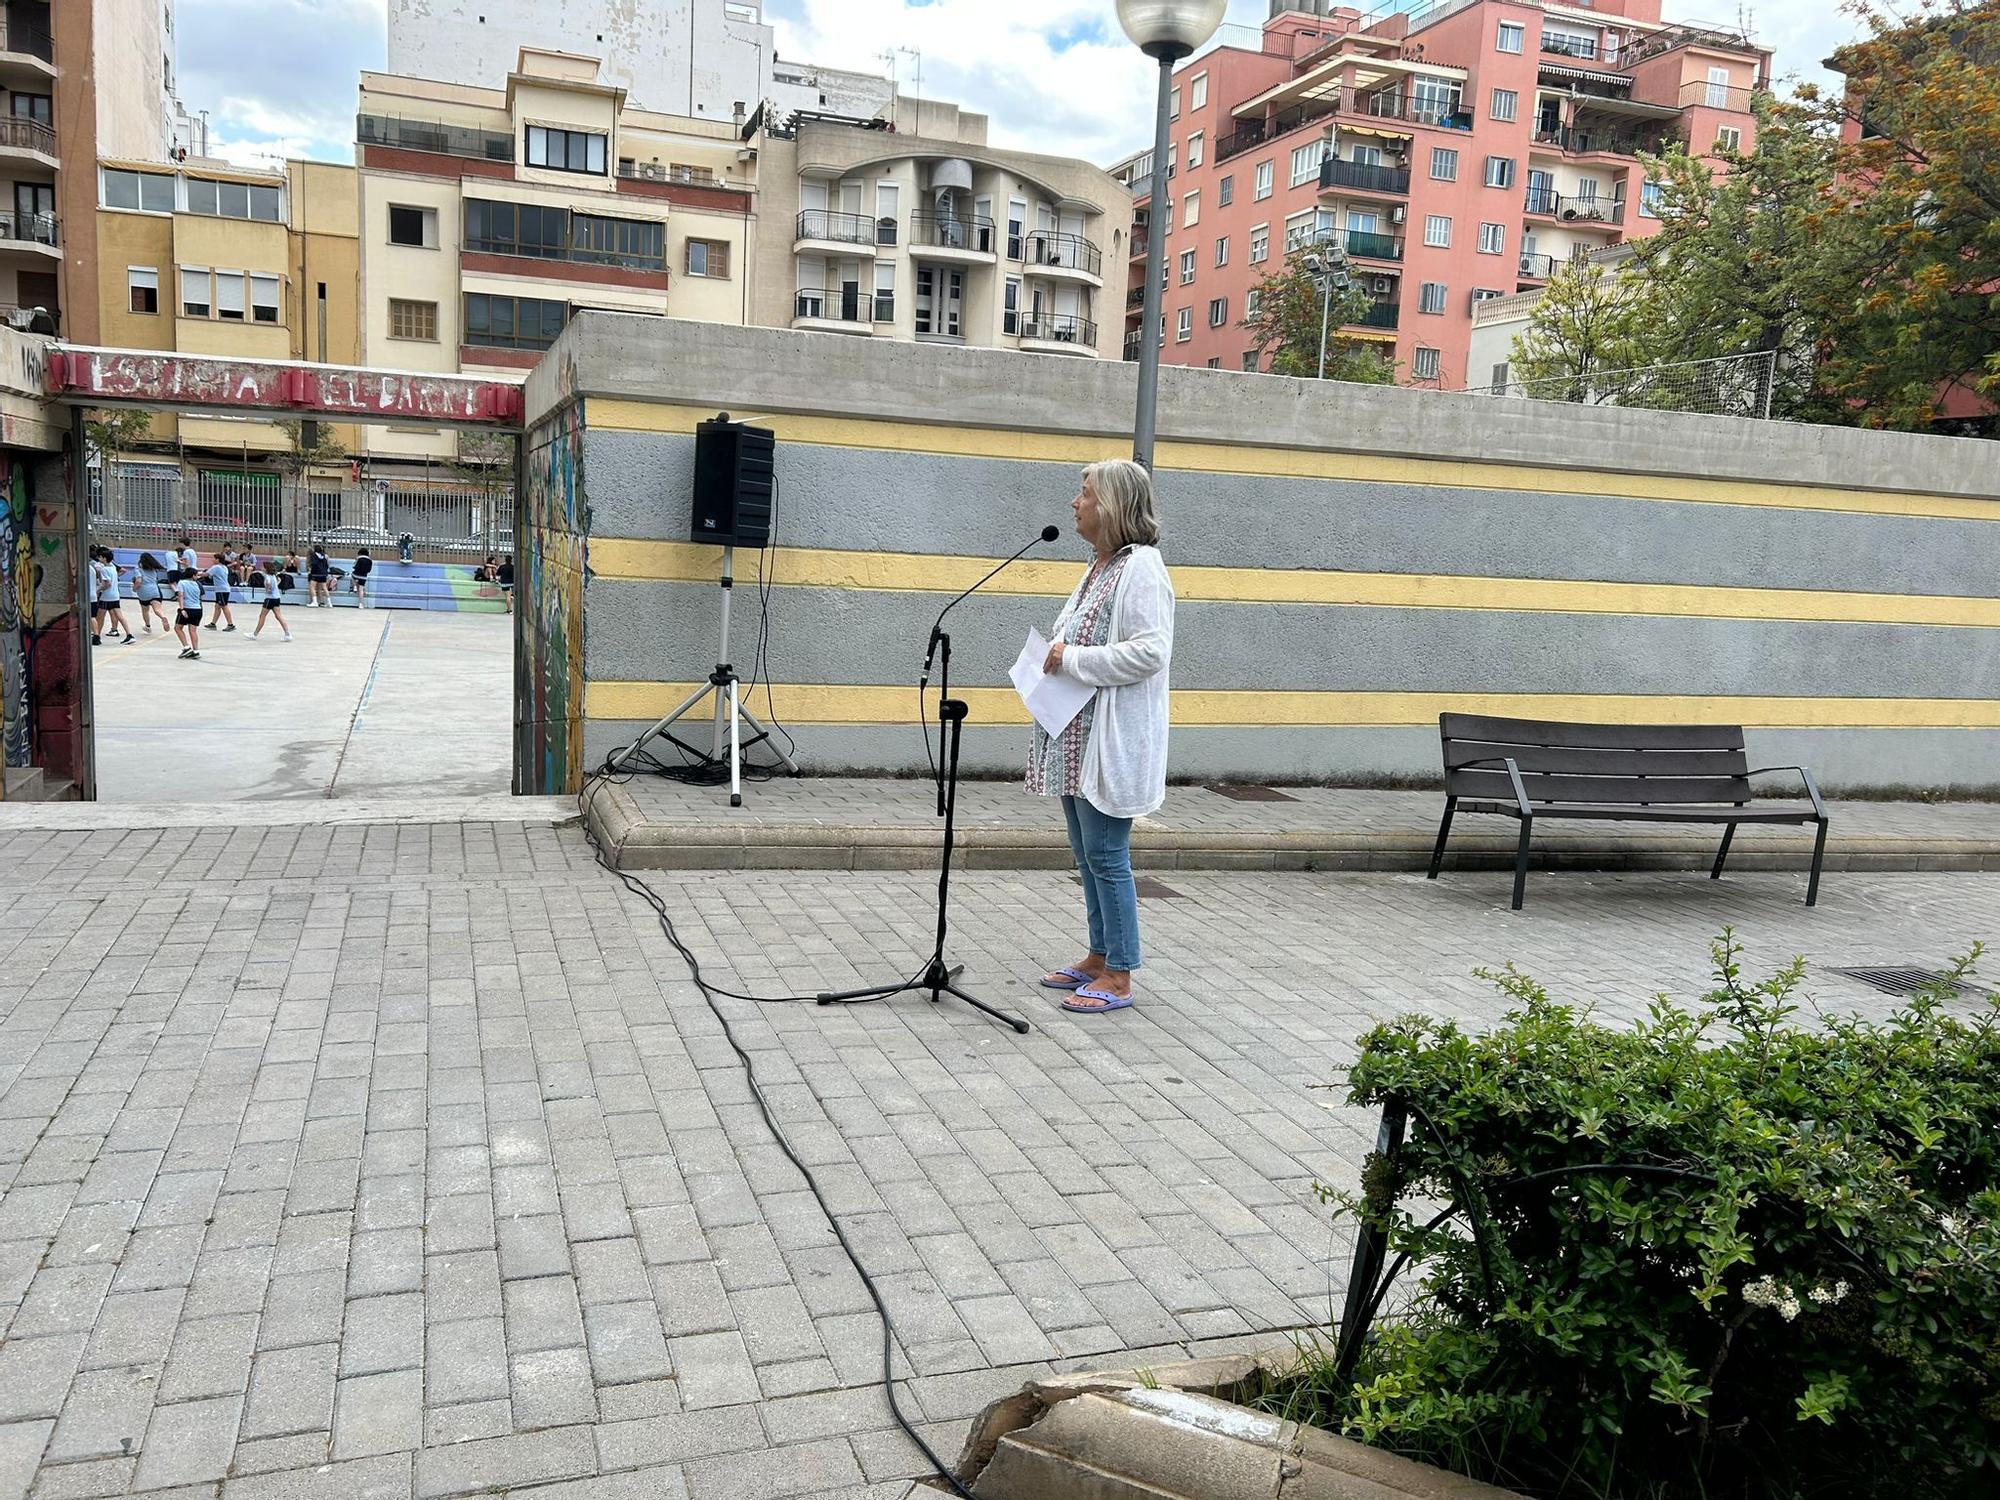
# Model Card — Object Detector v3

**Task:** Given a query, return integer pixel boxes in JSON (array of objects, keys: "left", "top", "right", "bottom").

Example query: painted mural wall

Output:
[
  {"left": 0, "top": 451, "right": 80, "bottom": 797},
  {"left": 518, "top": 394, "right": 586, "bottom": 795}
]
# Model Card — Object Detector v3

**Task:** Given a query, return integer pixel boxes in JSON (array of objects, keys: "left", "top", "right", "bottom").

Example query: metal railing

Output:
[
  {"left": 1320, "top": 158, "right": 1411, "bottom": 195},
  {"left": 1344, "top": 229, "right": 1403, "bottom": 261},
  {"left": 1540, "top": 35, "right": 1600, "bottom": 61},
  {"left": 0, "top": 15, "right": 51, "bottom": 61},
  {"left": 1020, "top": 230, "right": 1103, "bottom": 278},
  {"left": 1678, "top": 79, "right": 1760, "bottom": 113},
  {"left": 1019, "top": 312, "right": 1097, "bottom": 347},
  {"left": 358, "top": 113, "right": 515, "bottom": 162},
  {"left": 1518, "top": 252, "right": 1562, "bottom": 279},
  {"left": 1129, "top": 215, "right": 1149, "bottom": 254},
  {"left": 1123, "top": 332, "right": 1142, "bottom": 362},
  {"left": 0, "top": 209, "right": 57, "bottom": 247},
  {"left": 0, "top": 117, "right": 53, "bottom": 155},
  {"left": 1534, "top": 124, "right": 1675, "bottom": 158},
  {"left": 616, "top": 160, "right": 719, "bottom": 186},
  {"left": 910, "top": 212, "right": 997, "bottom": 254},
  {"left": 1215, "top": 121, "right": 1268, "bottom": 163},
  {"left": 794, "top": 208, "right": 876, "bottom": 245},
  {"left": 793, "top": 287, "right": 882, "bottom": 325},
  {"left": 1352, "top": 301, "right": 1399, "bottom": 330}
]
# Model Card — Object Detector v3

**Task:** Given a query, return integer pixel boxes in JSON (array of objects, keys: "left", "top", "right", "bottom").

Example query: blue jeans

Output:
[{"left": 1062, "top": 796, "right": 1141, "bottom": 974}]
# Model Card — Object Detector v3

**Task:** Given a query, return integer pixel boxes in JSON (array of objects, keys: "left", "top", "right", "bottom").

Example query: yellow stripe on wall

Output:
[
  {"left": 588, "top": 400, "right": 2000, "bottom": 523},
  {"left": 587, "top": 538, "right": 2000, "bottom": 631},
  {"left": 586, "top": 682, "right": 2000, "bottom": 730}
]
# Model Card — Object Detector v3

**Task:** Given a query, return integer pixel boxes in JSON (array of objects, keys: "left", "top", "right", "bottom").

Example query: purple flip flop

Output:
[
  {"left": 1039, "top": 965, "right": 1094, "bottom": 990},
  {"left": 1062, "top": 985, "right": 1134, "bottom": 1013}
]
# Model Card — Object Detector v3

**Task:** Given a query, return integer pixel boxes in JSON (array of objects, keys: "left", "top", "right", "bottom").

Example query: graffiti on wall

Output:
[
  {"left": 520, "top": 396, "right": 587, "bottom": 795},
  {"left": 0, "top": 454, "right": 82, "bottom": 797},
  {"left": 0, "top": 456, "right": 28, "bottom": 779}
]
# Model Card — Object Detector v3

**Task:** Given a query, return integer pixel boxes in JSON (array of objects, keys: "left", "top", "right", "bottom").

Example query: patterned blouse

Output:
[{"left": 1026, "top": 548, "right": 1135, "bottom": 797}]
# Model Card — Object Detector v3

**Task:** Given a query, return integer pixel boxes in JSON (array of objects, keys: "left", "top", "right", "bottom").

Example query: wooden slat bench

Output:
[{"left": 1428, "top": 713, "right": 1830, "bottom": 910}]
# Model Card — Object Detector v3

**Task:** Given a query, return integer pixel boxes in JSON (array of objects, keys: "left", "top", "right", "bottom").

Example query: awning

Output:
[
  {"left": 1537, "top": 62, "right": 1632, "bottom": 87},
  {"left": 1337, "top": 122, "right": 1415, "bottom": 142},
  {"left": 1232, "top": 50, "right": 1467, "bottom": 119}
]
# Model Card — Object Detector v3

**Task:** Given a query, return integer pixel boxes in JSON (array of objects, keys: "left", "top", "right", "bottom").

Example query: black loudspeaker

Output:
[{"left": 691, "top": 414, "right": 774, "bottom": 547}]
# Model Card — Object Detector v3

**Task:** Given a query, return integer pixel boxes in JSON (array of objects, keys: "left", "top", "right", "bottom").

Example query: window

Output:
[
  {"left": 685, "top": 238, "right": 731, "bottom": 278},
  {"left": 250, "top": 274, "right": 280, "bottom": 324},
  {"left": 1190, "top": 73, "right": 1208, "bottom": 111},
  {"left": 1186, "top": 131, "right": 1203, "bottom": 168},
  {"left": 1576, "top": 176, "right": 1601, "bottom": 204},
  {"left": 388, "top": 298, "right": 437, "bottom": 340},
  {"left": 1478, "top": 222, "right": 1505, "bottom": 254},
  {"left": 1245, "top": 288, "right": 1261, "bottom": 319},
  {"left": 1283, "top": 209, "right": 1316, "bottom": 251},
  {"left": 1214, "top": 236, "right": 1228, "bottom": 268},
  {"left": 1167, "top": 143, "right": 1177, "bottom": 177},
  {"left": 180, "top": 267, "right": 209, "bottom": 317},
  {"left": 1206, "top": 357, "right": 1222, "bottom": 369},
  {"left": 1218, "top": 174, "right": 1233, "bottom": 207},
  {"left": 1179, "top": 248, "right": 1196, "bottom": 284},
  {"left": 127, "top": 267, "right": 158, "bottom": 315},
  {"left": 1290, "top": 142, "right": 1321, "bottom": 187},
  {"left": 1003, "top": 276, "right": 1021, "bottom": 335},
  {"left": 101, "top": 168, "right": 175, "bottom": 213},
  {"left": 1412, "top": 347, "right": 1442, "bottom": 381},
  {"left": 1431, "top": 147, "right": 1458, "bottom": 181},
  {"left": 1473, "top": 288, "right": 1503, "bottom": 304},
  {"left": 525, "top": 125, "right": 607, "bottom": 174},
  {"left": 214, "top": 271, "right": 246, "bottom": 322},
  {"left": 183, "top": 177, "right": 282, "bottom": 222},
  {"left": 1715, "top": 126, "right": 1742, "bottom": 152},
  {"left": 1208, "top": 297, "right": 1227, "bottom": 327},
  {"left": 1484, "top": 156, "right": 1516, "bottom": 189},
  {"left": 1492, "top": 362, "right": 1510, "bottom": 390},
  {"left": 387, "top": 205, "right": 436, "bottom": 248},
  {"left": 1418, "top": 281, "right": 1447, "bottom": 314},
  {"left": 1491, "top": 88, "right": 1518, "bottom": 123},
  {"left": 1424, "top": 214, "right": 1451, "bottom": 248},
  {"left": 1705, "top": 67, "right": 1731, "bottom": 109},
  {"left": 1412, "top": 78, "right": 1463, "bottom": 123},
  {"left": 464, "top": 292, "right": 568, "bottom": 350},
  {"left": 1639, "top": 179, "right": 1665, "bottom": 218},
  {"left": 1170, "top": 87, "right": 1180, "bottom": 119},
  {"left": 465, "top": 199, "right": 564, "bottom": 259},
  {"left": 1176, "top": 307, "right": 1192, "bottom": 341},
  {"left": 1007, "top": 198, "right": 1026, "bottom": 260},
  {"left": 11, "top": 93, "right": 50, "bottom": 125},
  {"left": 1241, "top": 351, "right": 1259, "bottom": 372},
  {"left": 1183, "top": 191, "right": 1199, "bottom": 227},
  {"left": 571, "top": 213, "right": 667, "bottom": 269},
  {"left": 1253, "top": 160, "right": 1273, "bottom": 200},
  {"left": 873, "top": 262, "right": 895, "bottom": 321},
  {"left": 1544, "top": 27, "right": 1598, "bottom": 60},
  {"left": 1497, "top": 20, "right": 1524, "bottom": 52},
  {"left": 1249, "top": 223, "right": 1269, "bottom": 263}
]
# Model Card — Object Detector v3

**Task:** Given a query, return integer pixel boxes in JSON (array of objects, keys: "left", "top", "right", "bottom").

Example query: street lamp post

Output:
[
  {"left": 1303, "top": 244, "right": 1350, "bottom": 381},
  {"left": 1118, "top": 0, "right": 1228, "bottom": 471}
]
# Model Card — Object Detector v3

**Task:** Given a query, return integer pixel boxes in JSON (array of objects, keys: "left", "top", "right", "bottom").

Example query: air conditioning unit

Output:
[
  {"left": 1372, "top": 276, "right": 1392, "bottom": 295},
  {"left": 640, "top": 161, "right": 666, "bottom": 181},
  {"left": 1390, "top": 205, "right": 1406, "bottom": 224}
]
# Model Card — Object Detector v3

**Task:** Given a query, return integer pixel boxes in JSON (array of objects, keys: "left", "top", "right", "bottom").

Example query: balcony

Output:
[
  {"left": 1020, "top": 230, "right": 1103, "bottom": 283},
  {"left": 0, "top": 14, "right": 52, "bottom": 74},
  {"left": 1319, "top": 158, "right": 1411, "bottom": 196},
  {"left": 1126, "top": 284, "right": 1149, "bottom": 310},
  {"left": 909, "top": 211, "right": 998, "bottom": 260},
  {"left": 1533, "top": 124, "right": 1674, "bottom": 158},
  {"left": 1344, "top": 229, "right": 1403, "bottom": 262},
  {"left": 1540, "top": 35, "right": 1601, "bottom": 62},
  {"left": 0, "top": 115, "right": 53, "bottom": 162},
  {"left": 1123, "top": 332, "right": 1142, "bottom": 362},
  {"left": 358, "top": 113, "right": 514, "bottom": 163},
  {"left": 792, "top": 287, "right": 882, "bottom": 333},
  {"left": 617, "top": 160, "right": 719, "bottom": 187},
  {"left": 1129, "top": 215, "right": 1149, "bottom": 255},
  {"left": 1215, "top": 121, "right": 1268, "bottom": 163},
  {"left": 793, "top": 208, "right": 878, "bottom": 252},
  {"left": 1679, "top": 79, "right": 1760, "bottom": 113},
  {"left": 0, "top": 209, "right": 57, "bottom": 252},
  {"left": 1350, "top": 301, "right": 1399, "bottom": 330},
  {"left": 1518, "top": 252, "right": 1562, "bottom": 281},
  {"left": 1018, "top": 312, "right": 1099, "bottom": 355}
]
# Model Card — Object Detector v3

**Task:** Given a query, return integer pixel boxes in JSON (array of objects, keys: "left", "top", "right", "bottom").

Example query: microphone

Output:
[{"left": 921, "top": 525, "right": 1061, "bottom": 682}]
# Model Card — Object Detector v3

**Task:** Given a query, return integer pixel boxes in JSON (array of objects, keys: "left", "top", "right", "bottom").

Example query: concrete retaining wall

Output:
[{"left": 518, "top": 314, "right": 2000, "bottom": 797}]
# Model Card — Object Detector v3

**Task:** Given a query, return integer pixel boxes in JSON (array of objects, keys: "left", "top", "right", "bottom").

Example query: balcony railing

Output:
[
  {"left": 1126, "top": 285, "right": 1147, "bottom": 310},
  {"left": 0, "top": 16, "right": 52, "bottom": 62},
  {"left": 0, "top": 116, "right": 53, "bottom": 156},
  {"left": 1524, "top": 192, "right": 1623, "bottom": 225},
  {"left": 794, "top": 209, "right": 877, "bottom": 246},
  {"left": 1525, "top": 187, "right": 1562, "bottom": 216},
  {"left": 617, "top": 160, "right": 719, "bottom": 186},
  {"left": 359, "top": 113, "right": 514, "bottom": 162},
  {"left": 1351, "top": 301, "right": 1399, "bottom": 330},
  {"left": 1123, "top": 332, "right": 1142, "bottom": 362},
  {"left": 1540, "top": 35, "right": 1600, "bottom": 61},
  {"left": 1518, "top": 252, "right": 1562, "bottom": 280},
  {"left": 910, "top": 211, "right": 997, "bottom": 254},
  {"left": 1215, "top": 120, "right": 1268, "bottom": 163},
  {"left": 793, "top": 287, "right": 884, "bottom": 325},
  {"left": 1021, "top": 230, "right": 1103, "bottom": 279},
  {"left": 1344, "top": 229, "right": 1402, "bottom": 261},
  {"left": 1019, "top": 312, "right": 1097, "bottom": 347},
  {"left": 1129, "top": 215, "right": 1149, "bottom": 254},
  {"left": 0, "top": 210, "right": 57, "bottom": 248},
  {"left": 1319, "top": 158, "right": 1411, "bottom": 195},
  {"left": 1678, "top": 79, "right": 1760, "bottom": 113},
  {"left": 1534, "top": 124, "right": 1676, "bottom": 158}
]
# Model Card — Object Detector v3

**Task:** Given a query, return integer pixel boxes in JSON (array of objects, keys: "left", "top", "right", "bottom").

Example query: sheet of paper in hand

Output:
[{"left": 1010, "top": 628, "right": 1095, "bottom": 738}]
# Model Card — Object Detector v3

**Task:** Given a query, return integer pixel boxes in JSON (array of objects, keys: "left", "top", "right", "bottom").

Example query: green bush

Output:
[{"left": 1262, "top": 932, "right": 2000, "bottom": 1499}]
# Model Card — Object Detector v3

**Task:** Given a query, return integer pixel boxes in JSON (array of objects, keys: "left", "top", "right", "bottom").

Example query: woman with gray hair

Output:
[{"left": 1030, "top": 458, "right": 1176, "bottom": 1014}]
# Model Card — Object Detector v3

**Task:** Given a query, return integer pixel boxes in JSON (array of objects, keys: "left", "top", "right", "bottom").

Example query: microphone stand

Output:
[{"left": 818, "top": 531, "right": 1057, "bottom": 1034}]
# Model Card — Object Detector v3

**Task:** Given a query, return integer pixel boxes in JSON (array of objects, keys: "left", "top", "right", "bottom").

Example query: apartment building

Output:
[
  {"left": 1117, "top": 0, "right": 1768, "bottom": 386},
  {"left": 355, "top": 50, "right": 757, "bottom": 477},
  {"left": 91, "top": 156, "right": 362, "bottom": 522},
  {"left": 752, "top": 100, "right": 1132, "bottom": 361}
]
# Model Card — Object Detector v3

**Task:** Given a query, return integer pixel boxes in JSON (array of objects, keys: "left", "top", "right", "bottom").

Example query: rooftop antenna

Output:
[{"left": 892, "top": 45, "right": 920, "bottom": 130}]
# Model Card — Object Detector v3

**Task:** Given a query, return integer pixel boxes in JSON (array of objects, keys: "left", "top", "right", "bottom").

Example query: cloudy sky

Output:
[{"left": 181, "top": 0, "right": 1864, "bottom": 170}]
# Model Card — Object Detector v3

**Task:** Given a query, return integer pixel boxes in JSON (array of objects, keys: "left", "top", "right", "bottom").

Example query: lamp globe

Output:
[{"left": 1115, "top": 0, "right": 1228, "bottom": 59}]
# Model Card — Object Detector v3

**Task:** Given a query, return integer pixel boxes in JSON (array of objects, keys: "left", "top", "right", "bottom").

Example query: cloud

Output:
[{"left": 178, "top": 0, "right": 388, "bottom": 163}]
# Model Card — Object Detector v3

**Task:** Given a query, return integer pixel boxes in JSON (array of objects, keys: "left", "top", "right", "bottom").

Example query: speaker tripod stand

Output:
[{"left": 610, "top": 546, "right": 797, "bottom": 806}]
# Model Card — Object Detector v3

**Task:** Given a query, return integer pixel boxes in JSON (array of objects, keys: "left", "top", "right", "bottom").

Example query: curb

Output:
[{"left": 581, "top": 782, "right": 2000, "bottom": 876}]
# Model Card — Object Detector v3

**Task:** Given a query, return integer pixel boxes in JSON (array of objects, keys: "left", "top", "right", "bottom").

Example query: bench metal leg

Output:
[
  {"left": 1711, "top": 823, "right": 1737, "bottom": 880},
  {"left": 1511, "top": 817, "right": 1533, "bottom": 911},
  {"left": 1427, "top": 797, "right": 1457, "bottom": 880},
  {"left": 1805, "top": 818, "right": 1828, "bottom": 907}
]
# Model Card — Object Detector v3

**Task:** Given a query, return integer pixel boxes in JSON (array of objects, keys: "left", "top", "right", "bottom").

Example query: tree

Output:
[
  {"left": 1799, "top": 0, "right": 2000, "bottom": 427},
  {"left": 273, "top": 419, "right": 348, "bottom": 481},
  {"left": 449, "top": 431, "right": 517, "bottom": 552},
  {"left": 1239, "top": 244, "right": 1396, "bottom": 384},
  {"left": 82, "top": 409, "right": 155, "bottom": 518},
  {"left": 1508, "top": 258, "right": 1648, "bottom": 402}
]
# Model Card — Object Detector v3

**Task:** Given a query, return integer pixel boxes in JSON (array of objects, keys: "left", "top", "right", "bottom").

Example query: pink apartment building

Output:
[{"left": 1115, "top": 0, "right": 1771, "bottom": 387}]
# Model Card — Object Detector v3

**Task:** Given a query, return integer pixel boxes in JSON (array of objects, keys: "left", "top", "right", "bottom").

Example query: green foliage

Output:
[
  {"left": 1508, "top": 259, "right": 1648, "bottom": 402},
  {"left": 1262, "top": 933, "right": 2000, "bottom": 1499},
  {"left": 82, "top": 408, "right": 153, "bottom": 468},
  {"left": 1238, "top": 244, "right": 1395, "bottom": 384},
  {"left": 273, "top": 419, "right": 349, "bottom": 478}
]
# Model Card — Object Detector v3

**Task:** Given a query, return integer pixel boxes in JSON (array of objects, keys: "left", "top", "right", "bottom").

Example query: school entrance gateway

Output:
[{"left": 25, "top": 346, "right": 526, "bottom": 800}]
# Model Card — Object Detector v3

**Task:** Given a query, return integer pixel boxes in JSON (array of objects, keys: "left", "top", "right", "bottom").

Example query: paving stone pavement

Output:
[{"left": 0, "top": 815, "right": 1994, "bottom": 1499}]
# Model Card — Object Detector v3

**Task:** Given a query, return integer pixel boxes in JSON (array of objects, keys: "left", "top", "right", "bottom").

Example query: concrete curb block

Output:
[{"left": 953, "top": 1349, "right": 1523, "bottom": 1499}]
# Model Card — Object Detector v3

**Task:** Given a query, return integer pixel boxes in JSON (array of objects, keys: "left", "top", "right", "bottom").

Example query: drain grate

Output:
[
  {"left": 1835, "top": 966, "right": 1989, "bottom": 999},
  {"left": 1203, "top": 783, "right": 1298, "bottom": 803},
  {"left": 1070, "top": 874, "right": 1186, "bottom": 899}
]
